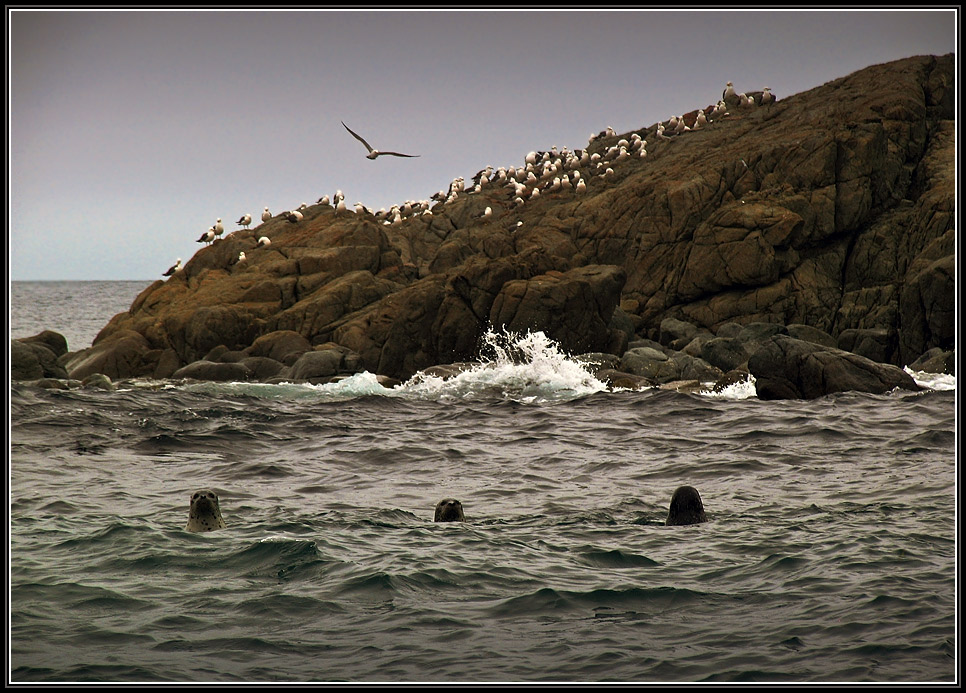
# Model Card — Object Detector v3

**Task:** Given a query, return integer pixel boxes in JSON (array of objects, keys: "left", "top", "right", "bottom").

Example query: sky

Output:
[{"left": 7, "top": 7, "right": 958, "bottom": 281}]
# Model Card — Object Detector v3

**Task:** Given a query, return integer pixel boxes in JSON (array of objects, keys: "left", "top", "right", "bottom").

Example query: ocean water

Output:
[{"left": 8, "top": 281, "right": 959, "bottom": 683}]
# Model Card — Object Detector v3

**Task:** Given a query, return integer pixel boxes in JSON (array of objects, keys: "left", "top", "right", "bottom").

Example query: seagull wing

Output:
[
  {"left": 342, "top": 121, "right": 374, "bottom": 154},
  {"left": 378, "top": 151, "right": 420, "bottom": 158}
]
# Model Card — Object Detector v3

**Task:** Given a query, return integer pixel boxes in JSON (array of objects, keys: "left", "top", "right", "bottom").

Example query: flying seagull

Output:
[{"left": 342, "top": 121, "right": 419, "bottom": 159}]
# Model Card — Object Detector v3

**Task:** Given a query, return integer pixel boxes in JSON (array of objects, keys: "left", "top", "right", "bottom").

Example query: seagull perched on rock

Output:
[
  {"left": 197, "top": 228, "right": 215, "bottom": 245},
  {"left": 236, "top": 213, "right": 252, "bottom": 228},
  {"left": 261, "top": 207, "right": 272, "bottom": 222},
  {"left": 257, "top": 236, "right": 271, "bottom": 248},
  {"left": 231, "top": 251, "right": 246, "bottom": 266},
  {"left": 213, "top": 218, "right": 224, "bottom": 239},
  {"left": 163, "top": 258, "right": 182, "bottom": 276},
  {"left": 761, "top": 87, "right": 776, "bottom": 105},
  {"left": 342, "top": 121, "right": 419, "bottom": 159}
]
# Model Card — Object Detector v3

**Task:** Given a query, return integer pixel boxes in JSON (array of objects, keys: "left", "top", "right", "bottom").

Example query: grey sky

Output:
[{"left": 8, "top": 8, "right": 957, "bottom": 280}]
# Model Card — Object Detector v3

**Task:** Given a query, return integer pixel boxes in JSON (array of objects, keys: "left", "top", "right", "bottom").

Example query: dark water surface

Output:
[{"left": 8, "top": 282, "right": 958, "bottom": 683}]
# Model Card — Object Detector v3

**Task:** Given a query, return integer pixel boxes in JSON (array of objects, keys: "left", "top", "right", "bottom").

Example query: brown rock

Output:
[
  {"left": 61, "top": 55, "right": 953, "bottom": 382},
  {"left": 18, "top": 330, "right": 69, "bottom": 358},
  {"left": 490, "top": 265, "right": 626, "bottom": 357},
  {"left": 172, "top": 360, "right": 252, "bottom": 382}
]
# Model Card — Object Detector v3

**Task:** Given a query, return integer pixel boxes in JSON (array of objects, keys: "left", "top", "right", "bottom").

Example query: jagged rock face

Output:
[{"left": 70, "top": 54, "right": 953, "bottom": 382}]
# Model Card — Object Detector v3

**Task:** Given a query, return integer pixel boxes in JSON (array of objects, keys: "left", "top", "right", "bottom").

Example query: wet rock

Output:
[
  {"left": 18, "top": 330, "right": 69, "bottom": 358},
  {"left": 596, "top": 369, "right": 653, "bottom": 390},
  {"left": 171, "top": 360, "right": 252, "bottom": 382},
  {"left": 490, "top": 265, "right": 627, "bottom": 358},
  {"left": 748, "top": 335, "right": 921, "bottom": 400},
  {"left": 12, "top": 340, "right": 44, "bottom": 381},
  {"left": 12, "top": 339, "right": 70, "bottom": 381},
  {"left": 575, "top": 352, "right": 622, "bottom": 375},
  {"left": 909, "top": 348, "right": 955, "bottom": 375},
  {"left": 288, "top": 349, "right": 344, "bottom": 381},
  {"left": 700, "top": 337, "right": 751, "bottom": 372},
  {"left": 82, "top": 373, "right": 116, "bottom": 391},
  {"left": 238, "top": 356, "right": 288, "bottom": 381}
]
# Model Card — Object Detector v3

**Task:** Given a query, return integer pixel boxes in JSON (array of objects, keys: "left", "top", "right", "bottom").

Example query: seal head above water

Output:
[
  {"left": 665, "top": 485, "right": 707, "bottom": 526},
  {"left": 185, "top": 489, "right": 227, "bottom": 532},
  {"left": 434, "top": 498, "right": 465, "bottom": 522}
]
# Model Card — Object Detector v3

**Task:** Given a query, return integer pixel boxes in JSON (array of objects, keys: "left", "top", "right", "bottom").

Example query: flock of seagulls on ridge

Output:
[{"left": 162, "top": 82, "right": 776, "bottom": 277}]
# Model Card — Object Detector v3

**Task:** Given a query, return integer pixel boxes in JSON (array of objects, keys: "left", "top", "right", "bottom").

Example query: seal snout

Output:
[
  {"left": 185, "top": 488, "right": 227, "bottom": 533},
  {"left": 434, "top": 498, "right": 465, "bottom": 523}
]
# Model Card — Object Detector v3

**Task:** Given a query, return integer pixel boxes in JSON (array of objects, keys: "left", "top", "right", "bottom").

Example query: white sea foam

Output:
[
  {"left": 182, "top": 373, "right": 396, "bottom": 401},
  {"left": 697, "top": 373, "right": 758, "bottom": 401},
  {"left": 904, "top": 367, "right": 956, "bottom": 391},
  {"left": 397, "top": 329, "right": 608, "bottom": 403}
]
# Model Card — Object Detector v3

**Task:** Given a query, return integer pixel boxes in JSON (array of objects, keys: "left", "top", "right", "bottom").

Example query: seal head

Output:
[
  {"left": 185, "top": 489, "right": 227, "bottom": 532},
  {"left": 665, "top": 485, "right": 707, "bottom": 526},
  {"left": 434, "top": 498, "right": 465, "bottom": 522}
]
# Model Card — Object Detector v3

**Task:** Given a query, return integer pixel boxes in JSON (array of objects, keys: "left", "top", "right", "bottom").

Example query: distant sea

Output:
[
  {"left": 10, "top": 280, "right": 155, "bottom": 351},
  {"left": 9, "top": 280, "right": 958, "bottom": 683}
]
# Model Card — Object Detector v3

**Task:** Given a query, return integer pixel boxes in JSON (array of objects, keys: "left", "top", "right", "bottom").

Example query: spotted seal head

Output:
[
  {"left": 185, "top": 489, "right": 227, "bottom": 532},
  {"left": 665, "top": 485, "right": 707, "bottom": 526},
  {"left": 434, "top": 498, "right": 465, "bottom": 522}
]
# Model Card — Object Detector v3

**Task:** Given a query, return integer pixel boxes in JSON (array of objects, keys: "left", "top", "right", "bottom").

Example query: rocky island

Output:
[{"left": 13, "top": 54, "right": 955, "bottom": 399}]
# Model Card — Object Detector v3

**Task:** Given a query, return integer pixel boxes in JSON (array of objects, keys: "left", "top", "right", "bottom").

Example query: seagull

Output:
[
  {"left": 213, "top": 218, "right": 224, "bottom": 239},
  {"left": 236, "top": 213, "right": 252, "bottom": 228},
  {"left": 261, "top": 207, "right": 272, "bottom": 222},
  {"left": 761, "top": 87, "right": 776, "bottom": 105},
  {"left": 342, "top": 121, "right": 419, "bottom": 159},
  {"left": 231, "top": 251, "right": 246, "bottom": 266},
  {"left": 163, "top": 258, "right": 182, "bottom": 276},
  {"left": 723, "top": 81, "right": 736, "bottom": 102},
  {"left": 257, "top": 236, "right": 271, "bottom": 248},
  {"left": 197, "top": 228, "right": 215, "bottom": 245}
]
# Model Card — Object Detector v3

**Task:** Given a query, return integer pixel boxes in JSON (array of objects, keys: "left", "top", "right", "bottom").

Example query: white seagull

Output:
[
  {"left": 232, "top": 251, "right": 247, "bottom": 266},
  {"left": 261, "top": 207, "right": 272, "bottom": 222},
  {"left": 163, "top": 258, "right": 182, "bottom": 276},
  {"left": 761, "top": 87, "right": 776, "bottom": 105},
  {"left": 213, "top": 218, "right": 224, "bottom": 239},
  {"left": 342, "top": 121, "right": 419, "bottom": 159},
  {"left": 236, "top": 213, "right": 252, "bottom": 228},
  {"left": 257, "top": 236, "right": 271, "bottom": 248},
  {"left": 197, "top": 228, "right": 215, "bottom": 245}
]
